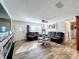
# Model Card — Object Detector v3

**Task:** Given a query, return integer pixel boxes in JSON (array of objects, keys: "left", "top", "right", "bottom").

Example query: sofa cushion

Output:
[
  {"left": 48, "top": 32, "right": 56, "bottom": 38},
  {"left": 56, "top": 32, "right": 64, "bottom": 37},
  {"left": 50, "top": 32, "right": 64, "bottom": 44},
  {"left": 54, "top": 36, "right": 61, "bottom": 39},
  {"left": 27, "top": 32, "right": 39, "bottom": 41}
]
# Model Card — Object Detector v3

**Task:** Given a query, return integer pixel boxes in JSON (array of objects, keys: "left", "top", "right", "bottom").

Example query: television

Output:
[{"left": 0, "top": 3, "right": 11, "bottom": 32}]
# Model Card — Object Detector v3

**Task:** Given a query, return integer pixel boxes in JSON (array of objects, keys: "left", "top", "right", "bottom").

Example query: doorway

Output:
[
  {"left": 65, "top": 19, "right": 76, "bottom": 39},
  {"left": 65, "top": 19, "right": 76, "bottom": 48}
]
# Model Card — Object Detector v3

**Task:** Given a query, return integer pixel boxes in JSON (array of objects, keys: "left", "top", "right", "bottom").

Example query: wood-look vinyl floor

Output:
[{"left": 12, "top": 39, "right": 79, "bottom": 59}]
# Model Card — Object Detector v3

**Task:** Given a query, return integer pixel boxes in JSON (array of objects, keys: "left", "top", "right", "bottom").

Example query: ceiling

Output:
[{"left": 1, "top": 0, "right": 79, "bottom": 22}]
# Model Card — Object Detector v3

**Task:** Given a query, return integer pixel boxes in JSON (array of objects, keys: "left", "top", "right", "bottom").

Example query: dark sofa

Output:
[
  {"left": 48, "top": 32, "right": 64, "bottom": 44},
  {"left": 27, "top": 32, "right": 39, "bottom": 41}
]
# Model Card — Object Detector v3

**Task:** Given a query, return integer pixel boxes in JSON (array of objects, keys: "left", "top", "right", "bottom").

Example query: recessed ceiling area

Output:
[{"left": 1, "top": 0, "right": 79, "bottom": 22}]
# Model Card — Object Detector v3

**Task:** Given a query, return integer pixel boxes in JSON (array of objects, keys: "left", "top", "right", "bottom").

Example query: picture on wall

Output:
[
  {"left": 49, "top": 24, "right": 56, "bottom": 29},
  {"left": 48, "top": 23, "right": 58, "bottom": 29}
]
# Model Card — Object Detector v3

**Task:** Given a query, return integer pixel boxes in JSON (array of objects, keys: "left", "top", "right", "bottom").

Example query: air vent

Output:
[{"left": 55, "top": 2, "right": 64, "bottom": 8}]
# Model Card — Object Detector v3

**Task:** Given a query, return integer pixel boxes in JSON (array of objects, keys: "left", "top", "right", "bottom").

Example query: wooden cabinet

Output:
[{"left": 76, "top": 16, "right": 79, "bottom": 50}]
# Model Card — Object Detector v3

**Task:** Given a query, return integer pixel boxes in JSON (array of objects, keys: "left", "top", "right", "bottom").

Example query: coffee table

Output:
[{"left": 38, "top": 37, "right": 50, "bottom": 46}]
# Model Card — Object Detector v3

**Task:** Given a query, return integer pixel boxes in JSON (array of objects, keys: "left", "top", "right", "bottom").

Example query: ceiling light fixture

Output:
[{"left": 42, "top": 20, "right": 48, "bottom": 23}]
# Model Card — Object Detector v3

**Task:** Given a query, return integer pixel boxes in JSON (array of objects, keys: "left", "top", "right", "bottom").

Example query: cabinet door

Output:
[{"left": 76, "top": 16, "right": 79, "bottom": 50}]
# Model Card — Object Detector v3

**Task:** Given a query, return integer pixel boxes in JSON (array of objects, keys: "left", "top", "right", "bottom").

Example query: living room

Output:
[{"left": 0, "top": 0, "right": 79, "bottom": 59}]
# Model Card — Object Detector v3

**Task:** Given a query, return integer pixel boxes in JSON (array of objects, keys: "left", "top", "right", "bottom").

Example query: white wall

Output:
[
  {"left": 12, "top": 20, "right": 42, "bottom": 41},
  {"left": 57, "top": 21, "right": 65, "bottom": 33},
  {"left": 0, "top": 0, "right": 1, "bottom": 3},
  {"left": 48, "top": 18, "right": 66, "bottom": 33},
  {"left": 12, "top": 17, "right": 67, "bottom": 42},
  {"left": 30, "top": 24, "right": 42, "bottom": 33},
  {"left": 12, "top": 20, "right": 27, "bottom": 41},
  {"left": 48, "top": 21, "right": 65, "bottom": 33},
  {"left": 48, "top": 17, "right": 76, "bottom": 40}
]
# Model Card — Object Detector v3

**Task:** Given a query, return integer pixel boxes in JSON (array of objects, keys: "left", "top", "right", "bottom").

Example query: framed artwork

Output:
[
  {"left": 48, "top": 23, "right": 58, "bottom": 29},
  {"left": 49, "top": 24, "right": 56, "bottom": 29}
]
